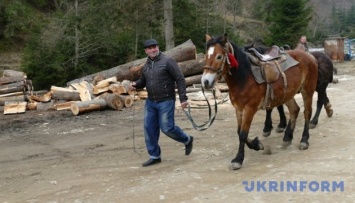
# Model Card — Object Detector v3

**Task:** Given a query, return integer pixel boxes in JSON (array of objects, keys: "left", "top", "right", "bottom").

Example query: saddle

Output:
[{"left": 246, "top": 45, "right": 290, "bottom": 109}]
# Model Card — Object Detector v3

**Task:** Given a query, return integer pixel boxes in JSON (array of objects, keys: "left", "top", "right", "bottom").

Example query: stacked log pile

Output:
[
  {"left": 0, "top": 39, "right": 229, "bottom": 116},
  {"left": 0, "top": 70, "right": 33, "bottom": 114}
]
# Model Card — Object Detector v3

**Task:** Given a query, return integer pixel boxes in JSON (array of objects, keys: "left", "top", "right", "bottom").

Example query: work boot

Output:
[
  {"left": 142, "top": 158, "right": 161, "bottom": 167},
  {"left": 185, "top": 136, "right": 194, "bottom": 156}
]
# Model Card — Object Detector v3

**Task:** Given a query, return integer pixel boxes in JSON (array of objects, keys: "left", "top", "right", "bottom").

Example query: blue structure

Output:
[{"left": 344, "top": 39, "right": 355, "bottom": 60}]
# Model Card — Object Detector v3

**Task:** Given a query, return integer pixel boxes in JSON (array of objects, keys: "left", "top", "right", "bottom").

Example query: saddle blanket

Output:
[{"left": 251, "top": 53, "right": 299, "bottom": 84}]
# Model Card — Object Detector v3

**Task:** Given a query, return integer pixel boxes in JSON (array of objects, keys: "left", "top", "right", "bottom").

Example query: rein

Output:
[{"left": 183, "top": 87, "right": 218, "bottom": 131}]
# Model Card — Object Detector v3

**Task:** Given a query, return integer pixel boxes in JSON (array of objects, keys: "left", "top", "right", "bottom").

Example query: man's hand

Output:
[
  {"left": 130, "top": 82, "right": 136, "bottom": 90},
  {"left": 181, "top": 101, "right": 189, "bottom": 110}
]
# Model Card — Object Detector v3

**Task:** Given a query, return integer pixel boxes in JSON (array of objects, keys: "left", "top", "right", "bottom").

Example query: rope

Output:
[
  {"left": 130, "top": 83, "right": 141, "bottom": 157},
  {"left": 183, "top": 87, "right": 218, "bottom": 131}
]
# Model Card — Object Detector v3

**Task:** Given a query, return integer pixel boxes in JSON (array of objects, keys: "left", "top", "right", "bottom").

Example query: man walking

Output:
[{"left": 131, "top": 39, "right": 193, "bottom": 167}]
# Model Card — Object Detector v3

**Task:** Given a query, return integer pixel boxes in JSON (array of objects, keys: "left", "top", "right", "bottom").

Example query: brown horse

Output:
[
  {"left": 261, "top": 49, "right": 336, "bottom": 136},
  {"left": 201, "top": 34, "right": 318, "bottom": 170}
]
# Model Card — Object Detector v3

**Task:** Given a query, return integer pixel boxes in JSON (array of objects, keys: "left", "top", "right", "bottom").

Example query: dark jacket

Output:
[{"left": 135, "top": 52, "right": 188, "bottom": 103}]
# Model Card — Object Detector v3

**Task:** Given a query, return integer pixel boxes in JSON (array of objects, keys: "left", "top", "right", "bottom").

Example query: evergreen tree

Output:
[{"left": 264, "top": 0, "right": 312, "bottom": 47}]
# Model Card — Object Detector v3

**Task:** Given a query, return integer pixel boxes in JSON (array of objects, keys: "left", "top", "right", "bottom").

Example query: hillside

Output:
[{"left": 0, "top": 0, "right": 353, "bottom": 71}]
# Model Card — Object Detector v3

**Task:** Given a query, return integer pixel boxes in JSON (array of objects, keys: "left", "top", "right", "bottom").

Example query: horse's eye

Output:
[{"left": 217, "top": 55, "right": 223, "bottom": 60}]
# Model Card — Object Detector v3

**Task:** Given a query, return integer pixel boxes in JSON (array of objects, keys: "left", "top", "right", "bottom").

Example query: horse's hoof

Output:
[
  {"left": 230, "top": 162, "right": 242, "bottom": 170},
  {"left": 326, "top": 109, "right": 333, "bottom": 117},
  {"left": 275, "top": 127, "right": 285, "bottom": 133},
  {"left": 263, "top": 131, "right": 271, "bottom": 137},
  {"left": 325, "top": 104, "right": 333, "bottom": 117},
  {"left": 283, "top": 141, "right": 292, "bottom": 147},
  {"left": 299, "top": 142, "right": 309, "bottom": 150},
  {"left": 259, "top": 142, "right": 265, "bottom": 150},
  {"left": 309, "top": 123, "right": 317, "bottom": 129}
]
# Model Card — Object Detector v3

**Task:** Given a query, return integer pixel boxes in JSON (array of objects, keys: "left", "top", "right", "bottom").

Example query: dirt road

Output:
[{"left": 0, "top": 61, "right": 354, "bottom": 202}]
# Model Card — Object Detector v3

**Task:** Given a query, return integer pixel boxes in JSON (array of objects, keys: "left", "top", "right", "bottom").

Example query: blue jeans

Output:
[{"left": 144, "top": 99, "right": 190, "bottom": 159}]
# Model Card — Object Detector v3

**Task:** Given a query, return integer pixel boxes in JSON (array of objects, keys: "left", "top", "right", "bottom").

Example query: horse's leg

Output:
[
  {"left": 299, "top": 92, "right": 314, "bottom": 150},
  {"left": 231, "top": 107, "right": 264, "bottom": 170},
  {"left": 263, "top": 105, "right": 287, "bottom": 137},
  {"left": 263, "top": 108, "right": 273, "bottom": 137},
  {"left": 310, "top": 89, "right": 324, "bottom": 129},
  {"left": 324, "top": 92, "right": 333, "bottom": 117},
  {"left": 276, "top": 105, "right": 287, "bottom": 132},
  {"left": 282, "top": 98, "right": 300, "bottom": 147}
]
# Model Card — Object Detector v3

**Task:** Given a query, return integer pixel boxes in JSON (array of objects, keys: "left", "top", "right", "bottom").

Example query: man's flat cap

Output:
[{"left": 144, "top": 39, "right": 159, "bottom": 48}]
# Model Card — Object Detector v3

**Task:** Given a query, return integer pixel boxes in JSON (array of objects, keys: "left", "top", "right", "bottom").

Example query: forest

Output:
[{"left": 1, "top": 0, "right": 355, "bottom": 90}]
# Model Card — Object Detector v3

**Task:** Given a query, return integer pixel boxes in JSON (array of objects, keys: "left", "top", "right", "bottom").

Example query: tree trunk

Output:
[
  {"left": 67, "top": 39, "right": 197, "bottom": 85},
  {"left": 70, "top": 99, "right": 107, "bottom": 115},
  {"left": 164, "top": 0, "right": 174, "bottom": 50},
  {"left": 178, "top": 56, "right": 205, "bottom": 77},
  {"left": 185, "top": 74, "right": 202, "bottom": 87}
]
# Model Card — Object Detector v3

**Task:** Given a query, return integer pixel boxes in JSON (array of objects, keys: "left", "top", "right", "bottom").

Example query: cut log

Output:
[
  {"left": 29, "top": 90, "right": 49, "bottom": 96},
  {"left": 108, "top": 80, "right": 134, "bottom": 95},
  {"left": 70, "top": 81, "right": 93, "bottom": 101},
  {"left": 185, "top": 74, "right": 202, "bottom": 87},
  {"left": 120, "top": 79, "right": 135, "bottom": 95},
  {"left": 184, "top": 87, "right": 202, "bottom": 93},
  {"left": 118, "top": 95, "right": 133, "bottom": 107},
  {"left": 70, "top": 99, "right": 107, "bottom": 115},
  {"left": 136, "top": 90, "right": 148, "bottom": 99},
  {"left": 2, "top": 70, "right": 26, "bottom": 77},
  {"left": 0, "top": 76, "right": 26, "bottom": 85},
  {"left": 99, "top": 93, "right": 124, "bottom": 110},
  {"left": 0, "top": 80, "right": 25, "bottom": 94},
  {"left": 95, "top": 76, "right": 117, "bottom": 88},
  {"left": 108, "top": 83, "right": 126, "bottom": 94},
  {"left": 4, "top": 101, "right": 27, "bottom": 114},
  {"left": 54, "top": 101, "right": 75, "bottom": 111},
  {"left": 0, "top": 91, "right": 24, "bottom": 97},
  {"left": 29, "top": 91, "right": 52, "bottom": 102},
  {"left": 67, "top": 39, "right": 197, "bottom": 85},
  {"left": 37, "top": 100, "right": 55, "bottom": 111},
  {"left": 51, "top": 86, "right": 80, "bottom": 101},
  {"left": 93, "top": 86, "right": 109, "bottom": 95},
  {"left": 26, "top": 102, "right": 37, "bottom": 110},
  {"left": 178, "top": 54, "right": 205, "bottom": 77},
  {"left": 0, "top": 94, "right": 26, "bottom": 106}
]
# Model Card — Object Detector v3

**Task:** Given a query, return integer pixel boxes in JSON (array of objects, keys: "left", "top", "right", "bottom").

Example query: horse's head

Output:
[{"left": 201, "top": 34, "right": 232, "bottom": 89}]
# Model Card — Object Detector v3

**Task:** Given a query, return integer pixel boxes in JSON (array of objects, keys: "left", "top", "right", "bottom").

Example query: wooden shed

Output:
[{"left": 324, "top": 37, "right": 345, "bottom": 62}]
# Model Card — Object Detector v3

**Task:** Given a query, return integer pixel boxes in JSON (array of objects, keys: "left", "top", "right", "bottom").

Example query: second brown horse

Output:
[{"left": 201, "top": 34, "right": 318, "bottom": 170}]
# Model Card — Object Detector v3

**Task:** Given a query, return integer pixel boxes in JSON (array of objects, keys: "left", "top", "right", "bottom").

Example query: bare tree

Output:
[
  {"left": 164, "top": 0, "right": 174, "bottom": 50},
  {"left": 74, "top": 0, "right": 79, "bottom": 69}
]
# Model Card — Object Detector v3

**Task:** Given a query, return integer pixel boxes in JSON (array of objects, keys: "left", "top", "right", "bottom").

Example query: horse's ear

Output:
[{"left": 206, "top": 34, "right": 212, "bottom": 42}]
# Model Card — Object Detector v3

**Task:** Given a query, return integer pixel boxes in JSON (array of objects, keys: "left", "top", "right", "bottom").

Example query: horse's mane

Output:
[{"left": 207, "top": 35, "right": 252, "bottom": 88}]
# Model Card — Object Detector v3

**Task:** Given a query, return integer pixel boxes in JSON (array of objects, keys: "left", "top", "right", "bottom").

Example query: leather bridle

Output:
[{"left": 183, "top": 42, "right": 234, "bottom": 131}]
